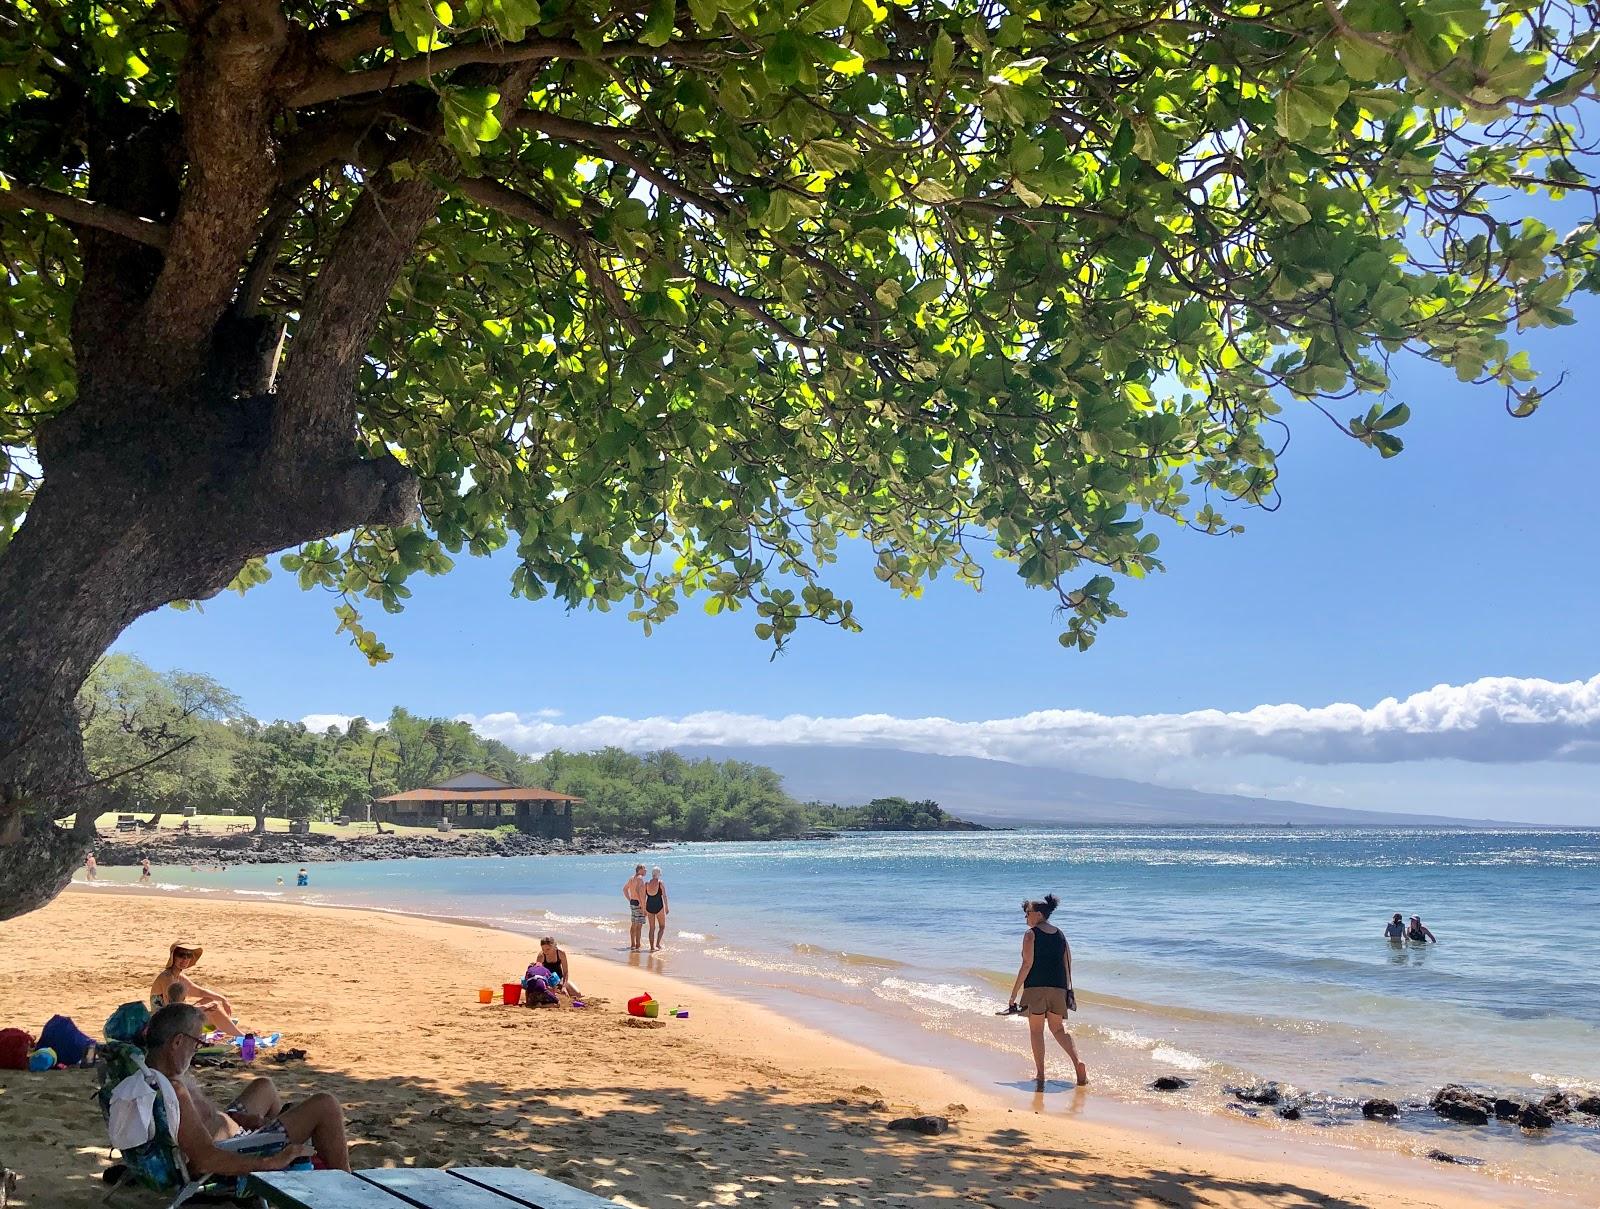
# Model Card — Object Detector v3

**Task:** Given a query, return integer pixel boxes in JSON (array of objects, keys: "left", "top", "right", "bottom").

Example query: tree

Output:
[
  {"left": 78, "top": 654, "right": 240, "bottom": 821},
  {"left": 227, "top": 719, "right": 342, "bottom": 832},
  {"left": 2, "top": 0, "right": 1598, "bottom": 916}
]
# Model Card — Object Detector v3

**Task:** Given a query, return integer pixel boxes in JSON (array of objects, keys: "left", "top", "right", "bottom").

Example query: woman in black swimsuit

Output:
[
  {"left": 537, "top": 936, "right": 583, "bottom": 1000},
  {"left": 1006, "top": 893, "right": 1087, "bottom": 1091},
  {"left": 644, "top": 866, "right": 669, "bottom": 951}
]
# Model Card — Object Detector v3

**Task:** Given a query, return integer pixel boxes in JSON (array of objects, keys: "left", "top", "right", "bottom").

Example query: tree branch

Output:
[
  {"left": 0, "top": 181, "right": 171, "bottom": 249},
  {"left": 307, "top": 6, "right": 390, "bottom": 64},
  {"left": 454, "top": 175, "right": 644, "bottom": 337},
  {"left": 692, "top": 278, "right": 812, "bottom": 348},
  {"left": 141, "top": 0, "right": 291, "bottom": 383},
  {"left": 288, "top": 37, "right": 734, "bottom": 108},
  {"left": 512, "top": 110, "right": 732, "bottom": 216},
  {"left": 274, "top": 145, "right": 448, "bottom": 452}
]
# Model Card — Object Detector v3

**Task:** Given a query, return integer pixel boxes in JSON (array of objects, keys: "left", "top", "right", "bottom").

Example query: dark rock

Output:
[
  {"left": 1151, "top": 1076, "right": 1189, "bottom": 1091},
  {"left": 1225, "top": 1104, "right": 1260, "bottom": 1119},
  {"left": 1517, "top": 1103, "right": 1555, "bottom": 1130},
  {"left": 91, "top": 828, "right": 645, "bottom": 869},
  {"left": 1492, "top": 1097, "right": 1521, "bottom": 1121},
  {"left": 1537, "top": 1092, "right": 1571, "bottom": 1118},
  {"left": 1574, "top": 1095, "right": 1600, "bottom": 1117},
  {"left": 1361, "top": 1098, "right": 1400, "bottom": 1120},
  {"left": 1426, "top": 1149, "right": 1484, "bottom": 1166},
  {"left": 1277, "top": 1106, "right": 1302, "bottom": 1120},
  {"left": 1228, "top": 1081, "right": 1284, "bottom": 1105},
  {"left": 1430, "top": 1084, "right": 1490, "bottom": 1125},
  {"left": 887, "top": 1115, "right": 948, "bottom": 1135}
]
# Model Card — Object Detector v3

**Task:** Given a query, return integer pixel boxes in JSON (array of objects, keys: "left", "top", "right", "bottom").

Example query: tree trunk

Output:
[{"left": 0, "top": 369, "right": 418, "bottom": 920}]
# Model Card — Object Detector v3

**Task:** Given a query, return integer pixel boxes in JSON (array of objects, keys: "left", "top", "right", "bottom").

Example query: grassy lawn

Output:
[{"left": 90, "top": 811, "right": 452, "bottom": 840}]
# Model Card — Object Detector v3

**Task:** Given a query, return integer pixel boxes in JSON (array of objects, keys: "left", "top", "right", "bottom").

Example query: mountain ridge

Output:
[{"left": 670, "top": 743, "right": 1503, "bottom": 827}]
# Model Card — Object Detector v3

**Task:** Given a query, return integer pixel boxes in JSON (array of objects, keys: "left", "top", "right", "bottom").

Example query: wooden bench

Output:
[
  {"left": 227, "top": 823, "right": 252, "bottom": 833},
  {"left": 251, "top": 1167, "right": 614, "bottom": 1208}
]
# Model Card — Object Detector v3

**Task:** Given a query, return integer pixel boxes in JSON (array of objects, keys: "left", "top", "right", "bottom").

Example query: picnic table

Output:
[{"left": 251, "top": 1167, "right": 615, "bottom": 1209}]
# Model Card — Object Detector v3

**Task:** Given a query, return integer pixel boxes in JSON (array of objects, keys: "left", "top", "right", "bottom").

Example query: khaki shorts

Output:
[{"left": 1019, "top": 987, "right": 1069, "bottom": 1016}]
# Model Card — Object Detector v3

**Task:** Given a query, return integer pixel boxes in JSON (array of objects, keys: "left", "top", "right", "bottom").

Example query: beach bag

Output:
[
  {"left": 104, "top": 1001, "right": 150, "bottom": 1045},
  {"left": 0, "top": 1027, "right": 33, "bottom": 1069},
  {"left": 38, "top": 1014, "right": 96, "bottom": 1066}
]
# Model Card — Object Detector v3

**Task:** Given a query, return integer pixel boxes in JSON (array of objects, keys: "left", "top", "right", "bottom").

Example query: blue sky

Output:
[{"left": 113, "top": 295, "right": 1600, "bottom": 824}]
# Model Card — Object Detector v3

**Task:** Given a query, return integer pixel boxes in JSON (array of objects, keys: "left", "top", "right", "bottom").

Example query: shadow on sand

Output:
[{"left": 2, "top": 1055, "right": 1380, "bottom": 1209}]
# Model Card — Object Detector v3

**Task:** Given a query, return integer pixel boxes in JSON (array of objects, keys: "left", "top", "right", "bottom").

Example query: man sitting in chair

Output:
[{"left": 143, "top": 1004, "right": 352, "bottom": 1174}]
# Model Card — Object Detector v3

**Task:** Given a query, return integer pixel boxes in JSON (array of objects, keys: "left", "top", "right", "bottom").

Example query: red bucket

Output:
[{"left": 502, "top": 982, "right": 522, "bottom": 1006}]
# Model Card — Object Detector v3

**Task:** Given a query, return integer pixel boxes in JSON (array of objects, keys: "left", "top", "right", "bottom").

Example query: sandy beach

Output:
[{"left": 0, "top": 890, "right": 1532, "bottom": 1208}]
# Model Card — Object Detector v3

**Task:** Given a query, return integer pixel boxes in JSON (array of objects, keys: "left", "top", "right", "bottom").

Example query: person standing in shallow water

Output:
[
  {"left": 1007, "top": 893, "right": 1087, "bottom": 1091},
  {"left": 644, "top": 866, "right": 669, "bottom": 952},
  {"left": 622, "top": 864, "right": 648, "bottom": 951}
]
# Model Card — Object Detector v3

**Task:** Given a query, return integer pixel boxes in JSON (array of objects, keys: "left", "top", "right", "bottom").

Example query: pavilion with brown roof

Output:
[{"left": 371, "top": 771, "right": 582, "bottom": 839}]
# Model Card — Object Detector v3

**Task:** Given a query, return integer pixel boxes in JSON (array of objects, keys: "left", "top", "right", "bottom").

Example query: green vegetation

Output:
[
  {"left": 808, "top": 797, "right": 985, "bottom": 833},
  {"left": 80, "top": 656, "right": 974, "bottom": 841},
  {"left": 80, "top": 655, "right": 540, "bottom": 833}
]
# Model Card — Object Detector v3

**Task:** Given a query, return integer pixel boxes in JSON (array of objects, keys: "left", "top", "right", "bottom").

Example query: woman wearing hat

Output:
[{"left": 152, "top": 943, "right": 241, "bottom": 1037}]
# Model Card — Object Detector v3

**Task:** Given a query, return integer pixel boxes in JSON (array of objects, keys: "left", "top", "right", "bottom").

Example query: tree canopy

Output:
[
  {"left": 5, "top": 0, "right": 1598, "bottom": 656},
  {"left": 1, "top": 0, "right": 1598, "bottom": 916}
]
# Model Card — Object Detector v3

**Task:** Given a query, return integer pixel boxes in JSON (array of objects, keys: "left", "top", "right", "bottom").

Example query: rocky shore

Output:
[
  {"left": 1140, "top": 1076, "right": 1600, "bottom": 1166},
  {"left": 91, "top": 829, "right": 650, "bottom": 868}
]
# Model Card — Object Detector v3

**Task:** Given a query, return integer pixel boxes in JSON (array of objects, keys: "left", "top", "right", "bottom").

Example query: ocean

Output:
[{"left": 113, "top": 826, "right": 1600, "bottom": 1199}]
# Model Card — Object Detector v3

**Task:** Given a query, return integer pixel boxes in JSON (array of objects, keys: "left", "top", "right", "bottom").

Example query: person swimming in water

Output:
[
  {"left": 644, "top": 866, "right": 669, "bottom": 952},
  {"left": 1383, "top": 912, "right": 1405, "bottom": 940},
  {"left": 1406, "top": 915, "right": 1437, "bottom": 943}
]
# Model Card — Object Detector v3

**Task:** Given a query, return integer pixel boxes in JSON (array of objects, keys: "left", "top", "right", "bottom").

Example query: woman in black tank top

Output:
[
  {"left": 537, "top": 936, "right": 583, "bottom": 1001},
  {"left": 1007, "top": 893, "right": 1088, "bottom": 1091}
]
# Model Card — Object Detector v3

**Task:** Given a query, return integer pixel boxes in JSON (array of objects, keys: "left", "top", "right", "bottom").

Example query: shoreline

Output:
[{"left": 1, "top": 884, "right": 1559, "bottom": 1207}]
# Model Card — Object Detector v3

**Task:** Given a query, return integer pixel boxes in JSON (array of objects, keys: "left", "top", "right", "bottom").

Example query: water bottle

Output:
[{"left": 241, "top": 1033, "right": 256, "bottom": 1063}]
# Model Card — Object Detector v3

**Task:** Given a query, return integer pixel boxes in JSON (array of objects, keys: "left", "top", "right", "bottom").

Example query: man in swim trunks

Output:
[
  {"left": 143, "top": 1003, "right": 350, "bottom": 1175},
  {"left": 622, "top": 864, "right": 648, "bottom": 951}
]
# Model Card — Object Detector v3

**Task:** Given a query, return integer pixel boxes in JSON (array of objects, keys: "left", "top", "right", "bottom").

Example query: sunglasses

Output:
[{"left": 179, "top": 1031, "right": 207, "bottom": 1046}]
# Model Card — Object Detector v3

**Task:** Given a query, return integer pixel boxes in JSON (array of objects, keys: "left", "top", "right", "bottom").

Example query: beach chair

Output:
[{"left": 96, "top": 1040, "right": 260, "bottom": 1208}]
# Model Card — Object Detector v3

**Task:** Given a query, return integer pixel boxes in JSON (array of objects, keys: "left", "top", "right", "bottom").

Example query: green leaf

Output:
[
  {"left": 931, "top": 29, "right": 954, "bottom": 79},
  {"left": 641, "top": 0, "right": 676, "bottom": 48},
  {"left": 1266, "top": 193, "right": 1311, "bottom": 224},
  {"left": 1368, "top": 403, "right": 1410, "bottom": 431},
  {"left": 763, "top": 31, "right": 803, "bottom": 85},
  {"left": 1275, "top": 81, "right": 1350, "bottom": 141}
]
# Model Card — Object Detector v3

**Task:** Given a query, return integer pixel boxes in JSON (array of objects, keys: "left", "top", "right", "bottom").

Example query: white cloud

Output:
[
  {"left": 299, "top": 713, "right": 386, "bottom": 734},
  {"left": 455, "top": 672, "right": 1600, "bottom": 768},
  {"left": 301, "top": 713, "right": 357, "bottom": 733}
]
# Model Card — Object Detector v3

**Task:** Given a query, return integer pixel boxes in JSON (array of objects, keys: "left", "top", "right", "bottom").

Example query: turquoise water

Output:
[{"left": 116, "top": 827, "right": 1600, "bottom": 1196}]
